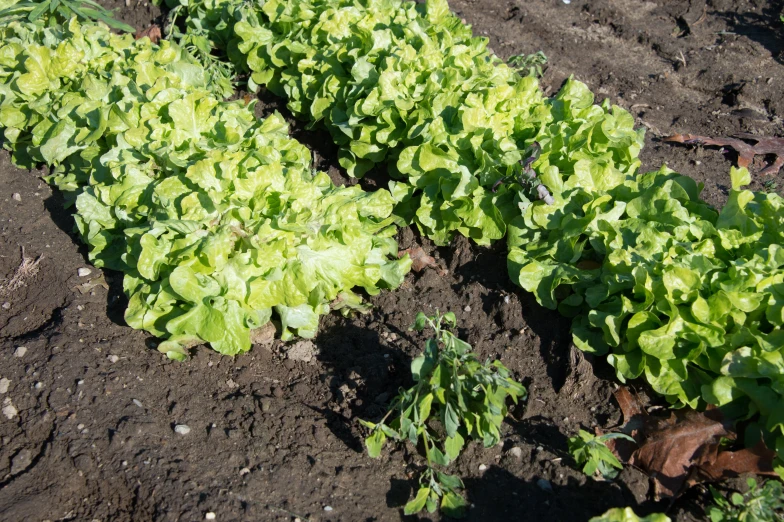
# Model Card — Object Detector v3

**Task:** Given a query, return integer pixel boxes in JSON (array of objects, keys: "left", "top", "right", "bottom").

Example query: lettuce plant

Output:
[
  {"left": 169, "top": 0, "right": 643, "bottom": 246},
  {"left": 508, "top": 164, "right": 784, "bottom": 469},
  {"left": 0, "top": 17, "right": 410, "bottom": 358}
]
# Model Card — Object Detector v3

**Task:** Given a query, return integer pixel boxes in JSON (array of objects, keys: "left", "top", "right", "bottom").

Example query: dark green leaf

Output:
[
  {"left": 27, "top": 1, "right": 49, "bottom": 21},
  {"left": 430, "top": 446, "right": 449, "bottom": 466},
  {"left": 444, "top": 402, "right": 460, "bottom": 437},
  {"left": 437, "top": 472, "right": 464, "bottom": 491}
]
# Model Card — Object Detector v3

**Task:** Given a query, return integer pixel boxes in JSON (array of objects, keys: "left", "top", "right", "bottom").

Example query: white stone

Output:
[
  {"left": 3, "top": 398, "right": 17, "bottom": 419},
  {"left": 509, "top": 447, "right": 523, "bottom": 459},
  {"left": 107, "top": 355, "right": 119, "bottom": 363},
  {"left": 12, "top": 193, "right": 21, "bottom": 202},
  {"left": 77, "top": 267, "right": 92, "bottom": 277},
  {"left": 478, "top": 464, "right": 488, "bottom": 471},
  {"left": 174, "top": 424, "right": 191, "bottom": 435},
  {"left": 0, "top": 378, "right": 9, "bottom": 394},
  {"left": 464, "top": 305, "right": 471, "bottom": 312},
  {"left": 13, "top": 346, "right": 27, "bottom": 358},
  {"left": 205, "top": 513, "right": 216, "bottom": 520},
  {"left": 323, "top": 506, "right": 333, "bottom": 512}
]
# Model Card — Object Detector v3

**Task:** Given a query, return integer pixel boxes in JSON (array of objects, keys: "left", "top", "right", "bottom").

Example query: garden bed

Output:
[{"left": 1, "top": 0, "right": 782, "bottom": 520}]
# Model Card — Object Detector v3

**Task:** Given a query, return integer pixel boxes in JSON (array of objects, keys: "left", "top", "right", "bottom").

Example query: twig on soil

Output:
[
  {"left": 267, "top": 505, "right": 311, "bottom": 521},
  {"left": 677, "top": 50, "right": 687, "bottom": 68},
  {"left": 0, "top": 246, "right": 43, "bottom": 297}
]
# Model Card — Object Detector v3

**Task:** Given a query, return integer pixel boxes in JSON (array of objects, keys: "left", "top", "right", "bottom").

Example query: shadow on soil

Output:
[
  {"left": 313, "top": 320, "right": 414, "bottom": 452},
  {"left": 714, "top": 0, "right": 784, "bottom": 65}
]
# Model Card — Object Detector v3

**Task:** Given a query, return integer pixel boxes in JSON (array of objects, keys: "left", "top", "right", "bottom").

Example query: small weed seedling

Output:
[
  {"left": 568, "top": 429, "right": 635, "bottom": 480},
  {"left": 361, "top": 311, "right": 527, "bottom": 517},
  {"left": 508, "top": 51, "right": 548, "bottom": 78},
  {"left": 708, "top": 478, "right": 784, "bottom": 522}
]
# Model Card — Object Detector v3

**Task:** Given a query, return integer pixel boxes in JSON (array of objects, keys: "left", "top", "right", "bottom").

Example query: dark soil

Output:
[{"left": 2, "top": 0, "right": 783, "bottom": 521}]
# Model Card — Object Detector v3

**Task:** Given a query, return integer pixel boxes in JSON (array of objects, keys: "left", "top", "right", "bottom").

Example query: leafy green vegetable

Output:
[
  {"left": 508, "top": 162, "right": 784, "bottom": 469},
  {"left": 169, "top": 0, "right": 643, "bottom": 245},
  {"left": 0, "top": 17, "right": 410, "bottom": 358},
  {"left": 361, "top": 311, "right": 526, "bottom": 517},
  {"left": 0, "top": 0, "right": 135, "bottom": 32},
  {"left": 568, "top": 429, "right": 635, "bottom": 479},
  {"left": 589, "top": 507, "right": 671, "bottom": 522},
  {"left": 708, "top": 478, "right": 784, "bottom": 522}
]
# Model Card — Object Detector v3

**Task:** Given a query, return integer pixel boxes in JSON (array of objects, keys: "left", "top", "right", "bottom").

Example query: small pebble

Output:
[
  {"left": 323, "top": 506, "right": 333, "bottom": 512},
  {"left": 13, "top": 346, "right": 27, "bottom": 358},
  {"left": 133, "top": 399, "right": 144, "bottom": 408},
  {"left": 3, "top": 398, "right": 18, "bottom": 419},
  {"left": 0, "top": 378, "right": 10, "bottom": 394},
  {"left": 34, "top": 382, "right": 42, "bottom": 390},
  {"left": 205, "top": 513, "right": 216, "bottom": 521},
  {"left": 174, "top": 424, "right": 191, "bottom": 435},
  {"left": 77, "top": 305, "right": 84, "bottom": 311},
  {"left": 12, "top": 193, "right": 21, "bottom": 202},
  {"left": 478, "top": 464, "right": 488, "bottom": 471},
  {"left": 388, "top": 333, "right": 397, "bottom": 341},
  {"left": 2, "top": 302, "right": 10, "bottom": 310},
  {"left": 464, "top": 305, "right": 471, "bottom": 312},
  {"left": 504, "top": 295, "right": 510, "bottom": 304},
  {"left": 77, "top": 267, "right": 92, "bottom": 277},
  {"left": 107, "top": 355, "right": 120, "bottom": 363},
  {"left": 239, "top": 467, "right": 250, "bottom": 476},
  {"left": 509, "top": 447, "right": 523, "bottom": 459},
  {"left": 77, "top": 424, "right": 85, "bottom": 430}
]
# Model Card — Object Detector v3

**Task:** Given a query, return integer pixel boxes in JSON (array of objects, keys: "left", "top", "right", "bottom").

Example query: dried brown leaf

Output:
[
  {"left": 695, "top": 440, "right": 779, "bottom": 483},
  {"left": 629, "top": 409, "right": 732, "bottom": 499},
  {"left": 399, "top": 247, "right": 443, "bottom": 274},
  {"left": 665, "top": 132, "right": 784, "bottom": 175},
  {"left": 136, "top": 25, "right": 162, "bottom": 44},
  {"left": 73, "top": 274, "right": 109, "bottom": 295},
  {"left": 614, "top": 386, "right": 644, "bottom": 425}
]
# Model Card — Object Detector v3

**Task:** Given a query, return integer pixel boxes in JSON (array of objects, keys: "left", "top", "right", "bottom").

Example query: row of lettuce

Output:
[
  {"left": 0, "top": 0, "right": 781, "bottom": 474},
  {"left": 0, "top": 17, "right": 410, "bottom": 359},
  {"left": 164, "top": 0, "right": 784, "bottom": 470}
]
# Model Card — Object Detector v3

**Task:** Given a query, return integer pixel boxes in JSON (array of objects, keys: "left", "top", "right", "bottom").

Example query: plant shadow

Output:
[
  {"left": 713, "top": 0, "right": 784, "bottom": 65},
  {"left": 311, "top": 319, "right": 415, "bottom": 453}
]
